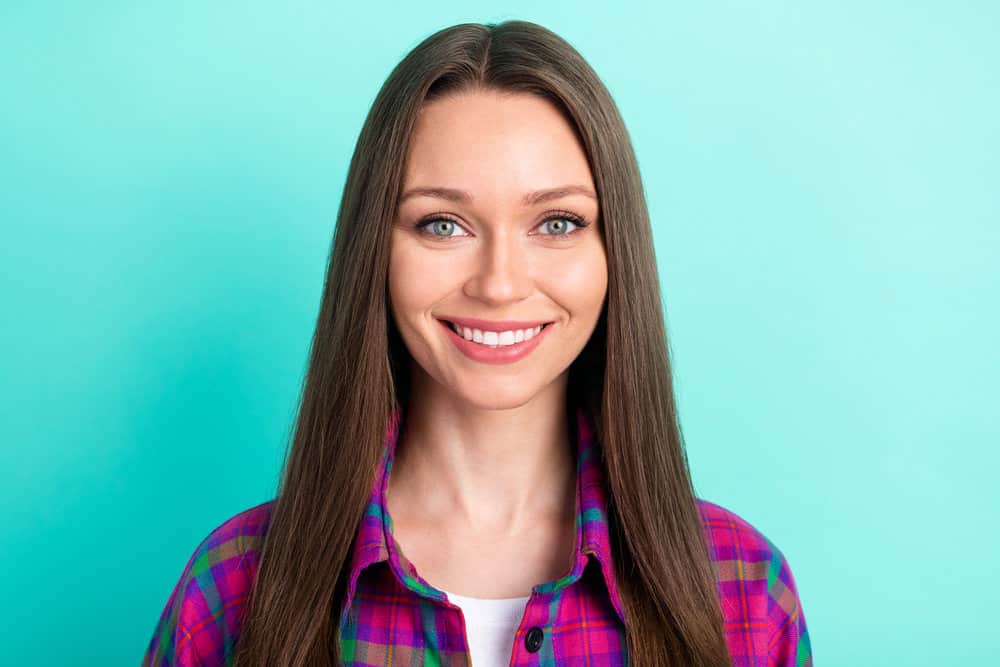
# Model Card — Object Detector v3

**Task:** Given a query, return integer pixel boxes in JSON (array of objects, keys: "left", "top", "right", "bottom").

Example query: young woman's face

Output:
[{"left": 389, "top": 89, "right": 608, "bottom": 410}]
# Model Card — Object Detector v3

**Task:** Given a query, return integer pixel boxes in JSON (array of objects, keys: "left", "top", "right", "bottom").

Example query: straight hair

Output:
[{"left": 233, "top": 20, "right": 731, "bottom": 666}]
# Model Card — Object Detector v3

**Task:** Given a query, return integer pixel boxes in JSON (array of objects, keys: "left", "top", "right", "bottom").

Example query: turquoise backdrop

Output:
[{"left": 2, "top": 2, "right": 997, "bottom": 665}]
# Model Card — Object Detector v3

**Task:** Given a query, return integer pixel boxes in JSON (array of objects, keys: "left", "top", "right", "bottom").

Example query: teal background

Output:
[{"left": 2, "top": 2, "right": 997, "bottom": 664}]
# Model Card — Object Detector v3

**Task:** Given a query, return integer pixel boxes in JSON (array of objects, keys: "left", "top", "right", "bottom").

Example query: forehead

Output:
[{"left": 402, "top": 90, "right": 594, "bottom": 198}]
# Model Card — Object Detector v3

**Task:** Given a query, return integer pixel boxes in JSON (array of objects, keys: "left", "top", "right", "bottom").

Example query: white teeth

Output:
[{"left": 447, "top": 321, "right": 546, "bottom": 348}]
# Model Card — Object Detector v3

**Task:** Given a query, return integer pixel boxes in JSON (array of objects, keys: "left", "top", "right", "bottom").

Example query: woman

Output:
[{"left": 143, "top": 20, "right": 811, "bottom": 667}]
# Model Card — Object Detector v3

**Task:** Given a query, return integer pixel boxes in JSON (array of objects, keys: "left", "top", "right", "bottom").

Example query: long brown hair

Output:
[{"left": 232, "top": 20, "right": 731, "bottom": 666}]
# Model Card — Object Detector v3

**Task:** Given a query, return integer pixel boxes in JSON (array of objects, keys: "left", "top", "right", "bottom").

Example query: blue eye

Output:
[
  {"left": 414, "top": 217, "right": 468, "bottom": 238},
  {"left": 538, "top": 216, "right": 582, "bottom": 236},
  {"left": 413, "top": 211, "right": 590, "bottom": 240}
]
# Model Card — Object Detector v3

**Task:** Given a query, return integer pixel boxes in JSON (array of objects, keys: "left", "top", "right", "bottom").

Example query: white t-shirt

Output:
[{"left": 442, "top": 589, "right": 531, "bottom": 667}]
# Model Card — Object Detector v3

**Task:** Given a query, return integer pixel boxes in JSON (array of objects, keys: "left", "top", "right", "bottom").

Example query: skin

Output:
[{"left": 385, "top": 88, "right": 608, "bottom": 599}]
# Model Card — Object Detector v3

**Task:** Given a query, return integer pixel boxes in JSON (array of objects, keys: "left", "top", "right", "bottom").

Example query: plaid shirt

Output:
[{"left": 143, "top": 407, "right": 812, "bottom": 666}]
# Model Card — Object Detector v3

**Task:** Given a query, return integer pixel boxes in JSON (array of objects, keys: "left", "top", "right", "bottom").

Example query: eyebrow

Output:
[{"left": 398, "top": 184, "right": 598, "bottom": 206}]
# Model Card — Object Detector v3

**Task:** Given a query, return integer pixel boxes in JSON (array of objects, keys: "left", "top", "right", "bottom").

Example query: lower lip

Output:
[{"left": 438, "top": 319, "right": 554, "bottom": 365}]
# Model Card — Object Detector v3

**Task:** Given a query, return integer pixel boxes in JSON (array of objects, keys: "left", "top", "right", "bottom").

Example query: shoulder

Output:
[
  {"left": 695, "top": 498, "right": 813, "bottom": 666},
  {"left": 190, "top": 499, "right": 275, "bottom": 564},
  {"left": 695, "top": 497, "right": 780, "bottom": 565},
  {"left": 694, "top": 496, "right": 799, "bottom": 597},
  {"left": 142, "top": 500, "right": 276, "bottom": 667}
]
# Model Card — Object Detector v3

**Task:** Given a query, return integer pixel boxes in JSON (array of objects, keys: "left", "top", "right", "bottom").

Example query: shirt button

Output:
[{"left": 525, "top": 626, "right": 544, "bottom": 653}]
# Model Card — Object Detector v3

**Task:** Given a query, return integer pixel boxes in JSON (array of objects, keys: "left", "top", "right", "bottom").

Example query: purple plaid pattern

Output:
[{"left": 143, "top": 406, "right": 812, "bottom": 665}]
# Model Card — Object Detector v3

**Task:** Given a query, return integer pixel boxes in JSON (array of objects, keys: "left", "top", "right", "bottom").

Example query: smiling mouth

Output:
[
  {"left": 437, "top": 319, "right": 552, "bottom": 346},
  {"left": 437, "top": 319, "right": 552, "bottom": 329}
]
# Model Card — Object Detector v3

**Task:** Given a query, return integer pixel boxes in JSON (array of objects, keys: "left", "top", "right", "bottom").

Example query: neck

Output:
[{"left": 386, "top": 373, "right": 576, "bottom": 537}]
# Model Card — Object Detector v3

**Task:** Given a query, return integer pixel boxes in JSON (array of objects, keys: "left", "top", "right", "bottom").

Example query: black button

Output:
[{"left": 525, "top": 626, "right": 544, "bottom": 653}]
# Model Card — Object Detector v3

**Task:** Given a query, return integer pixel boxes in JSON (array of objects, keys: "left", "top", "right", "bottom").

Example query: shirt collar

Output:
[{"left": 340, "top": 403, "right": 626, "bottom": 627}]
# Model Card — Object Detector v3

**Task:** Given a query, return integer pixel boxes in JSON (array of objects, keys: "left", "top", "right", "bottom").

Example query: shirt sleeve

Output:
[
  {"left": 141, "top": 542, "right": 203, "bottom": 667},
  {"left": 765, "top": 538, "right": 813, "bottom": 667},
  {"left": 140, "top": 533, "right": 247, "bottom": 667}
]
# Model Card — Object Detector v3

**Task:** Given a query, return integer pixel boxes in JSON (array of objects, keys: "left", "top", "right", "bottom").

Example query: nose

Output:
[{"left": 463, "top": 227, "right": 534, "bottom": 306}]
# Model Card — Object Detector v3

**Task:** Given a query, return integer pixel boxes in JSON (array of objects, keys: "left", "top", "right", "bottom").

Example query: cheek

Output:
[
  {"left": 388, "top": 239, "right": 453, "bottom": 317},
  {"left": 548, "top": 246, "right": 608, "bottom": 314},
  {"left": 387, "top": 242, "right": 420, "bottom": 327}
]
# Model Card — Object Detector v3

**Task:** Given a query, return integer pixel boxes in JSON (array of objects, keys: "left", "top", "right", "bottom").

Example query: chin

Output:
[{"left": 452, "top": 382, "right": 542, "bottom": 412}]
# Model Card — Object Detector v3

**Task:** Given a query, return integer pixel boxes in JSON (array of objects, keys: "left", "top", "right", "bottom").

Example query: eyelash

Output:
[{"left": 413, "top": 210, "right": 590, "bottom": 241}]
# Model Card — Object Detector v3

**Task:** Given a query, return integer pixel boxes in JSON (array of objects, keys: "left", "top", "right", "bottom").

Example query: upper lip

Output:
[{"left": 436, "top": 316, "right": 554, "bottom": 331}]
